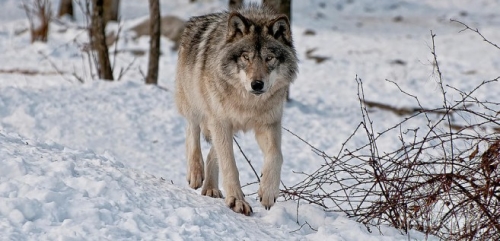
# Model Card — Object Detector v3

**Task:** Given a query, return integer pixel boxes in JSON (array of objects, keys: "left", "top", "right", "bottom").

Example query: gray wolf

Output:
[{"left": 175, "top": 5, "right": 298, "bottom": 215}]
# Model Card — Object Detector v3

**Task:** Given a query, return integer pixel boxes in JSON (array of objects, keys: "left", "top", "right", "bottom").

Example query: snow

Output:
[{"left": 1, "top": 0, "right": 499, "bottom": 240}]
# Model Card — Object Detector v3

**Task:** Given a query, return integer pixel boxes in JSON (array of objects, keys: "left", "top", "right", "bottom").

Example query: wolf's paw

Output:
[
  {"left": 201, "top": 187, "right": 223, "bottom": 198},
  {"left": 226, "top": 196, "right": 253, "bottom": 216},
  {"left": 187, "top": 161, "right": 204, "bottom": 189},
  {"left": 258, "top": 180, "right": 279, "bottom": 210}
]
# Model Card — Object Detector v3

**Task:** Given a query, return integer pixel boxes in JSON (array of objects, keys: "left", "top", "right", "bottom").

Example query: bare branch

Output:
[
  {"left": 234, "top": 137, "right": 261, "bottom": 183},
  {"left": 282, "top": 33, "right": 500, "bottom": 240},
  {"left": 451, "top": 19, "right": 500, "bottom": 51}
]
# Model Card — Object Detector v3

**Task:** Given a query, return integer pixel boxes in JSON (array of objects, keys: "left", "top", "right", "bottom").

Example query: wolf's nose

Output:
[{"left": 251, "top": 80, "right": 264, "bottom": 91}]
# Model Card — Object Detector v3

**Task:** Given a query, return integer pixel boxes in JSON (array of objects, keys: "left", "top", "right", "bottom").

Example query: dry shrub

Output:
[
  {"left": 283, "top": 77, "right": 499, "bottom": 240},
  {"left": 281, "top": 26, "right": 500, "bottom": 240},
  {"left": 22, "top": 0, "right": 52, "bottom": 43}
]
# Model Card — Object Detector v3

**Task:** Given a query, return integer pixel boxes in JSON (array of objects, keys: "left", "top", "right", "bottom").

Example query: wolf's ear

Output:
[
  {"left": 227, "top": 12, "right": 249, "bottom": 41},
  {"left": 268, "top": 15, "right": 292, "bottom": 45}
]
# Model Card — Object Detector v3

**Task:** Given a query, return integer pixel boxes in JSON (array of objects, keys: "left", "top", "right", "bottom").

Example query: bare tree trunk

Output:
[
  {"left": 279, "top": 0, "right": 291, "bottom": 20},
  {"left": 111, "top": 0, "right": 120, "bottom": 21},
  {"left": 263, "top": 0, "right": 291, "bottom": 101},
  {"left": 146, "top": 0, "right": 161, "bottom": 85},
  {"left": 229, "top": 0, "right": 243, "bottom": 10},
  {"left": 57, "top": 0, "right": 73, "bottom": 19},
  {"left": 103, "top": 0, "right": 120, "bottom": 24},
  {"left": 92, "top": 0, "right": 114, "bottom": 80}
]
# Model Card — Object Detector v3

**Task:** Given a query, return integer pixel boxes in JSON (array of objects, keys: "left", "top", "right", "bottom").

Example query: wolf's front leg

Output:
[
  {"left": 185, "top": 121, "right": 204, "bottom": 189},
  {"left": 211, "top": 121, "right": 252, "bottom": 216},
  {"left": 201, "top": 147, "right": 223, "bottom": 198},
  {"left": 255, "top": 123, "right": 283, "bottom": 210}
]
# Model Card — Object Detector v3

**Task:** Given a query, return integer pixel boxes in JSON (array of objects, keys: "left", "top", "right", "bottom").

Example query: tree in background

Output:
[
  {"left": 263, "top": 0, "right": 292, "bottom": 101},
  {"left": 22, "top": 0, "right": 52, "bottom": 43},
  {"left": 263, "top": 0, "right": 291, "bottom": 19},
  {"left": 103, "top": 0, "right": 120, "bottom": 24},
  {"left": 229, "top": 0, "right": 243, "bottom": 10},
  {"left": 57, "top": 0, "right": 74, "bottom": 19},
  {"left": 91, "top": 0, "right": 114, "bottom": 80},
  {"left": 58, "top": 0, "right": 119, "bottom": 24},
  {"left": 146, "top": 0, "right": 161, "bottom": 85}
]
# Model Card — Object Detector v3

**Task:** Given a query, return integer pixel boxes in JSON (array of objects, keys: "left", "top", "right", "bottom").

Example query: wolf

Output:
[{"left": 175, "top": 5, "right": 298, "bottom": 216}]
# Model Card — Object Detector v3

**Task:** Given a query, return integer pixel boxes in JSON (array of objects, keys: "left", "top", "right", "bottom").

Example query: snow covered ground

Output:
[{"left": 0, "top": 0, "right": 499, "bottom": 240}]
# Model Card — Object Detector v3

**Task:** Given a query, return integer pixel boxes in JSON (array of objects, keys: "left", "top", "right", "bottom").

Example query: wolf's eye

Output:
[
  {"left": 242, "top": 53, "right": 250, "bottom": 60},
  {"left": 266, "top": 56, "right": 275, "bottom": 62}
]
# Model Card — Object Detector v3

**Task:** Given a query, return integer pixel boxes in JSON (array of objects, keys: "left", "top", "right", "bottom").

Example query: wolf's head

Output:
[{"left": 219, "top": 8, "right": 298, "bottom": 96}]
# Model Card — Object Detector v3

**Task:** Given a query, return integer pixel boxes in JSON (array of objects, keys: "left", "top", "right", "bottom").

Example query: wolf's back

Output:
[{"left": 178, "top": 12, "right": 227, "bottom": 70}]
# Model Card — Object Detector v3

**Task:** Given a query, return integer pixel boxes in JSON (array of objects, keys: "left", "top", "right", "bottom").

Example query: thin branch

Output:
[
  {"left": 451, "top": 19, "right": 500, "bottom": 51},
  {"left": 233, "top": 137, "right": 260, "bottom": 182}
]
